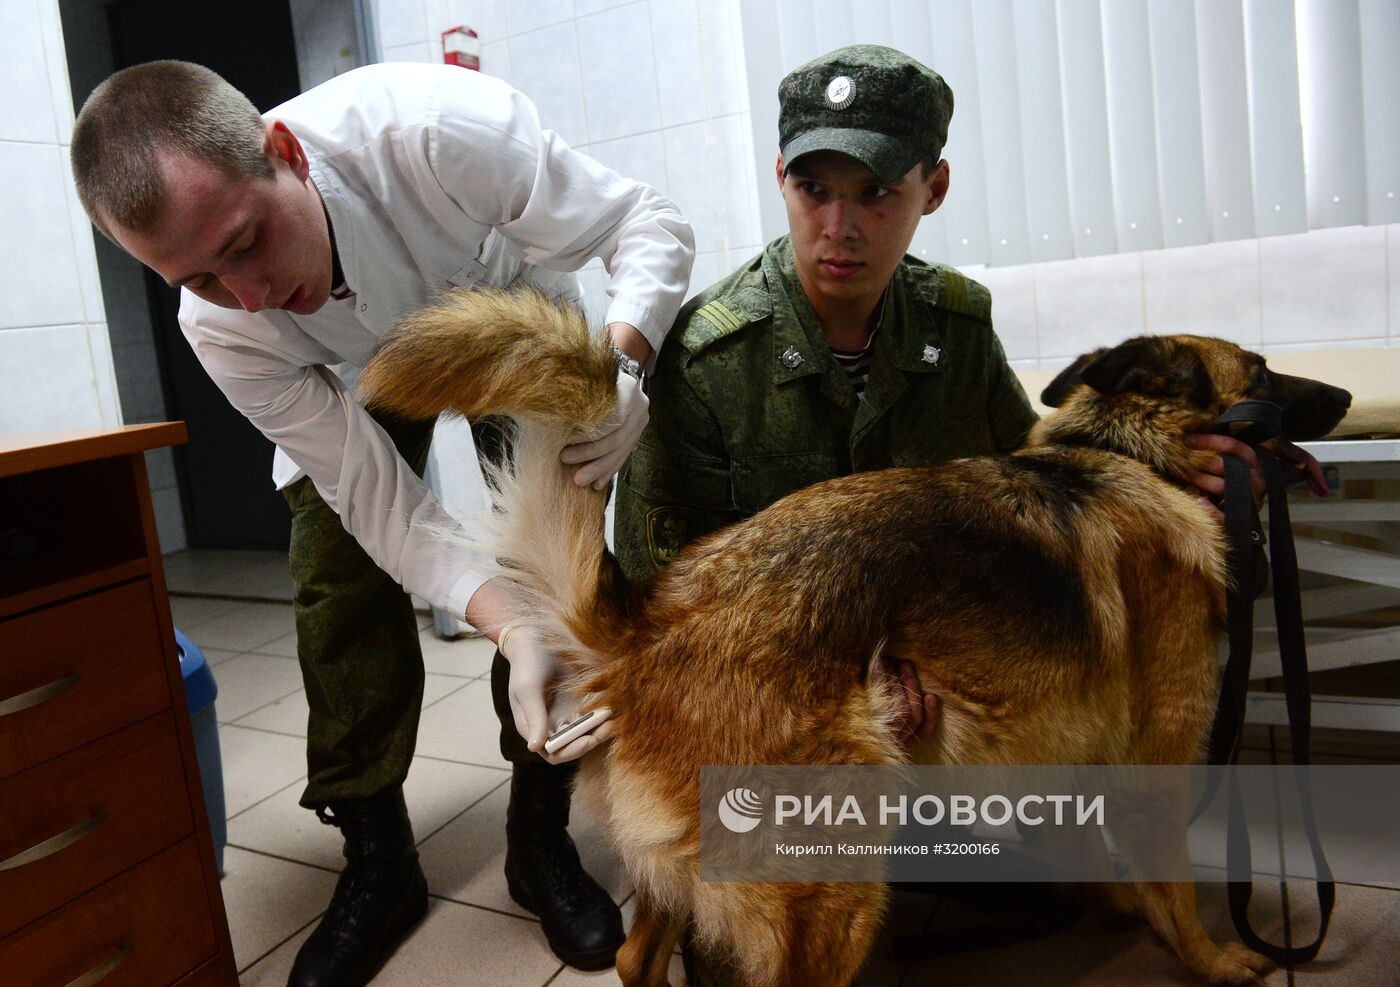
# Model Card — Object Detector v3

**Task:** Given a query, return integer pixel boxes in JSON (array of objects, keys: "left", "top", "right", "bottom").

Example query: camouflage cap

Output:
[{"left": 778, "top": 45, "right": 953, "bottom": 184}]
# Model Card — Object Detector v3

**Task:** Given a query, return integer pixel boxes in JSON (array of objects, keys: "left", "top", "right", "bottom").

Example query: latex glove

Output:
[
  {"left": 560, "top": 369, "right": 649, "bottom": 490},
  {"left": 500, "top": 624, "right": 615, "bottom": 764}
]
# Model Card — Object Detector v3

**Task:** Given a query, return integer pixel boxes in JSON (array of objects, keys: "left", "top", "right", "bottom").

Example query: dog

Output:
[{"left": 359, "top": 288, "right": 1351, "bottom": 986}]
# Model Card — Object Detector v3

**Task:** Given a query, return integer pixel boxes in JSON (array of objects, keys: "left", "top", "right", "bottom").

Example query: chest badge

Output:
[
  {"left": 780, "top": 347, "right": 805, "bottom": 369},
  {"left": 825, "top": 75, "right": 855, "bottom": 111},
  {"left": 922, "top": 344, "right": 942, "bottom": 366}
]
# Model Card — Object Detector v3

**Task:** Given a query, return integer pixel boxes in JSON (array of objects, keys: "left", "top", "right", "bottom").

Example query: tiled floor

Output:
[{"left": 165, "top": 549, "right": 1400, "bottom": 986}]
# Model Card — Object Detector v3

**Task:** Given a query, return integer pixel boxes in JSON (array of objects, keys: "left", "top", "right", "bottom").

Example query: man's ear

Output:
[
  {"left": 775, "top": 153, "right": 786, "bottom": 192},
  {"left": 923, "top": 159, "right": 950, "bottom": 215},
  {"left": 265, "top": 120, "right": 309, "bottom": 181}
]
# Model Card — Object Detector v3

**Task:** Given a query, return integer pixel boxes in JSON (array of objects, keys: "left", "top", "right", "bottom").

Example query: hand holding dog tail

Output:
[{"left": 358, "top": 286, "right": 618, "bottom": 429}]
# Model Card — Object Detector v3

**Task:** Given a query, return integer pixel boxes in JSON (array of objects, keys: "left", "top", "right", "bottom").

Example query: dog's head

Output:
[{"left": 1040, "top": 335, "right": 1352, "bottom": 441}]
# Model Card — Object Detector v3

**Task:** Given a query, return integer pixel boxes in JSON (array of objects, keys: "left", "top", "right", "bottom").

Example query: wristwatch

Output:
[{"left": 612, "top": 345, "right": 645, "bottom": 381}]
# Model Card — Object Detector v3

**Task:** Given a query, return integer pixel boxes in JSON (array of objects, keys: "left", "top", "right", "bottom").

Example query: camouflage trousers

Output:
[{"left": 281, "top": 413, "right": 435, "bottom": 808}]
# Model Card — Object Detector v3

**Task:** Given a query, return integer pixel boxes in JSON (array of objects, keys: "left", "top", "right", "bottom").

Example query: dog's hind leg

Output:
[{"left": 616, "top": 891, "right": 684, "bottom": 987}]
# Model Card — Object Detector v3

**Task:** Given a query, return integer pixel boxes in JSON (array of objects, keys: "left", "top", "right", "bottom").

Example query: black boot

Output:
[
  {"left": 287, "top": 788, "right": 429, "bottom": 987},
  {"left": 504, "top": 762, "right": 624, "bottom": 970}
]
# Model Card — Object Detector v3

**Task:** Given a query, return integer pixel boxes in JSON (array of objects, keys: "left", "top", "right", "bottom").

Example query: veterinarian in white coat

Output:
[{"left": 71, "top": 60, "right": 694, "bottom": 983}]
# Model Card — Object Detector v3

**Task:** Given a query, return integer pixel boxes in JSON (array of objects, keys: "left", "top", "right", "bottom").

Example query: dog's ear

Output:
[
  {"left": 1080, "top": 337, "right": 1216, "bottom": 408},
  {"left": 1079, "top": 339, "right": 1156, "bottom": 396},
  {"left": 1041, "top": 349, "right": 1107, "bottom": 407}
]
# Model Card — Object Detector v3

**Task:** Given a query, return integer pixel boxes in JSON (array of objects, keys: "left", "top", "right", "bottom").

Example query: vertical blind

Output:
[{"left": 739, "top": 0, "right": 1400, "bottom": 267}]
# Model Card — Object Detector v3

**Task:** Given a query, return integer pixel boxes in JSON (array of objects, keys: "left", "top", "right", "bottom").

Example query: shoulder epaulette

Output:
[
  {"left": 928, "top": 265, "right": 992, "bottom": 324},
  {"left": 682, "top": 299, "right": 751, "bottom": 352}
]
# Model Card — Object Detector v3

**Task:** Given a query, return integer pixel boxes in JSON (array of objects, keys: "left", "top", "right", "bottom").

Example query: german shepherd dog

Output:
[{"left": 359, "top": 289, "right": 1351, "bottom": 986}]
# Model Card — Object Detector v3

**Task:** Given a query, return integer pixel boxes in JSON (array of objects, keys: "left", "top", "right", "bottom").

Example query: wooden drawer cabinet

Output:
[
  {"left": 0, "top": 580, "right": 172, "bottom": 778},
  {"left": 0, "top": 425, "right": 235, "bottom": 985},
  {"left": 0, "top": 838, "right": 218, "bottom": 987}
]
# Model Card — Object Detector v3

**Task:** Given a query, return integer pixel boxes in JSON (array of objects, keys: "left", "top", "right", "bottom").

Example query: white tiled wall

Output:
[{"left": 0, "top": 0, "right": 120, "bottom": 435}]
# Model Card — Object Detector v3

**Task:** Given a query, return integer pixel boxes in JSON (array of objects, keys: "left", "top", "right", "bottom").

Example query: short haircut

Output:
[{"left": 71, "top": 60, "right": 272, "bottom": 240}]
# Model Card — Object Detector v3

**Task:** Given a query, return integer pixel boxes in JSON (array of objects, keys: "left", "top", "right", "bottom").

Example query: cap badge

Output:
[
  {"left": 921, "top": 344, "right": 941, "bottom": 366},
  {"left": 825, "top": 75, "right": 855, "bottom": 111},
  {"left": 780, "top": 347, "right": 805, "bottom": 369}
]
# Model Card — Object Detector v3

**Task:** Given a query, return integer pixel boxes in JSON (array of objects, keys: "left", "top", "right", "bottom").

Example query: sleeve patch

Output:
[{"left": 644, "top": 506, "right": 706, "bottom": 568}]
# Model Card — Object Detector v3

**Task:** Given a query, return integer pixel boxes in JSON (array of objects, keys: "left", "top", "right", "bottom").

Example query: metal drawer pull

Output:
[
  {"left": 0, "top": 673, "right": 80, "bottom": 718},
  {"left": 65, "top": 941, "right": 133, "bottom": 987},
  {"left": 0, "top": 809, "right": 108, "bottom": 872}
]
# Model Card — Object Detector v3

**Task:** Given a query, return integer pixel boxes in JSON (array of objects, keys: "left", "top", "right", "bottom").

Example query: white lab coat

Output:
[{"left": 177, "top": 63, "right": 694, "bottom": 620}]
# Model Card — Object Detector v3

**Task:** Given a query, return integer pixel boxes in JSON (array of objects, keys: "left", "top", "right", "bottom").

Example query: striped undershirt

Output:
[{"left": 830, "top": 332, "right": 877, "bottom": 399}]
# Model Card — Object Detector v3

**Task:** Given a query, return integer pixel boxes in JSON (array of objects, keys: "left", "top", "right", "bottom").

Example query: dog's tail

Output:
[{"left": 358, "top": 287, "right": 630, "bottom": 669}]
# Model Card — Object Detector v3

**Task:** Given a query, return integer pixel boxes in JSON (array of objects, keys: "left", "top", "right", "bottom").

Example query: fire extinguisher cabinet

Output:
[{"left": 442, "top": 26, "right": 480, "bottom": 70}]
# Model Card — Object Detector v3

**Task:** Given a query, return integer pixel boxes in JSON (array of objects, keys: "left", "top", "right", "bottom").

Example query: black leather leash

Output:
[{"left": 1199, "top": 399, "right": 1334, "bottom": 965}]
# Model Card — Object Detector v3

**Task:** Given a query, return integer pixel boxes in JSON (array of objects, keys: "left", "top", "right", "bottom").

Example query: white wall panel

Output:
[
  {"left": 1195, "top": 0, "right": 1256, "bottom": 241},
  {"left": 1101, "top": 0, "right": 1163, "bottom": 252},
  {"left": 1056, "top": 0, "right": 1118, "bottom": 257},
  {"left": 971, "top": 0, "right": 1030, "bottom": 268},
  {"left": 1146, "top": 0, "right": 1209, "bottom": 248},
  {"left": 1242, "top": 0, "right": 1306, "bottom": 237},
  {"left": 577, "top": 3, "right": 662, "bottom": 142},
  {"left": 1359, "top": 0, "right": 1400, "bottom": 225},
  {"left": 0, "top": 0, "right": 59, "bottom": 144},
  {"left": 1012, "top": 0, "right": 1073, "bottom": 263},
  {"left": 928, "top": 0, "right": 989, "bottom": 266},
  {"left": 1296, "top": 0, "right": 1367, "bottom": 229}
]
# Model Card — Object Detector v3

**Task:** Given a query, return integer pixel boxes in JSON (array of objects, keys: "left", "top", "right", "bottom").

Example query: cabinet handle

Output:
[
  {"left": 0, "top": 673, "right": 80, "bottom": 718},
  {"left": 0, "top": 809, "right": 108, "bottom": 872},
  {"left": 65, "top": 941, "right": 133, "bottom": 987}
]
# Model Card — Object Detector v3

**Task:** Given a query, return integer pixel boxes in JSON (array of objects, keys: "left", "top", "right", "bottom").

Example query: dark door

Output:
[{"left": 106, "top": 0, "right": 302, "bottom": 549}]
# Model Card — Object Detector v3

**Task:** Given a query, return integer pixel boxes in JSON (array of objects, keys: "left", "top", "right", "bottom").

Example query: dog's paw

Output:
[{"left": 1202, "top": 941, "right": 1273, "bottom": 985}]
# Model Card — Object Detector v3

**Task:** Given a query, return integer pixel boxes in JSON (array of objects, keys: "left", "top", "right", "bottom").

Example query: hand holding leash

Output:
[
  {"left": 499, "top": 623, "right": 614, "bottom": 764},
  {"left": 1183, "top": 433, "right": 1328, "bottom": 522},
  {"left": 561, "top": 369, "right": 649, "bottom": 491}
]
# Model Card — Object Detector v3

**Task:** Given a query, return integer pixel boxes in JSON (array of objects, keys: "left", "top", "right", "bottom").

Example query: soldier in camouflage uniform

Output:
[
  {"left": 613, "top": 44, "right": 1036, "bottom": 983},
  {"left": 617, "top": 44, "right": 1037, "bottom": 582}
]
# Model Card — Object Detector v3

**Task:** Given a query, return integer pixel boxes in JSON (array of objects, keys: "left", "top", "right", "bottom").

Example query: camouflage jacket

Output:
[{"left": 615, "top": 236, "right": 1038, "bottom": 581}]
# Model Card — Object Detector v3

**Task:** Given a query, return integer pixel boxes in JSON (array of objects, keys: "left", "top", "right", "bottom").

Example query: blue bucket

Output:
[{"left": 175, "top": 627, "right": 226, "bottom": 876}]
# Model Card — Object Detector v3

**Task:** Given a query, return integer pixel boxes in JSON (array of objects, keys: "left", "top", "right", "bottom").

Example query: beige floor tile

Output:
[
  {"left": 237, "top": 898, "right": 561, "bottom": 986},
  {"left": 164, "top": 548, "right": 293, "bottom": 600},
  {"left": 220, "top": 846, "right": 338, "bottom": 972},
  {"left": 1291, "top": 882, "right": 1400, "bottom": 984},
  {"left": 228, "top": 757, "right": 508, "bottom": 870},
  {"left": 201, "top": 646, "right": 242, "bottom": 668},
  {"left": 413, "top": 679, "right": 511, "bottom": 767},
  {"left": 420, "top": 628, "right": 498, "bottom": 678},
  {"left": 548, "top": 953, "right": 684, "bottom": 986},
  {"left": 252, "top": 630, "right": 299, "bottom": 658},
  {"left": 186, "top": 602, "right": 298, "bottom": 653},
  {"left": 218, "top": 724, "right": 309, "bottom": 817},
  {"left": 213, "top": 653, "right": 306, "bottom": 722},
  {"left": 417, "top": 784, "right": 630, "bottom": 918},
  {"left": 169, "top": 595, "right": 253, "bottom": 630},
  {"left": 233, "top": 673, "right": 471, "bottom": 737}
]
